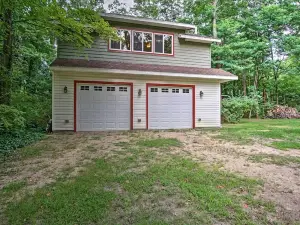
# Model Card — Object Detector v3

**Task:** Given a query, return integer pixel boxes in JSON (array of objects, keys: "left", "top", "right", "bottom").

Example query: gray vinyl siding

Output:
[
  {"left": 57, "top": 23, "right": 211, "bottom": 68},
  {"left": 52, "top": 71, "right": 221, "bottom": 131}
]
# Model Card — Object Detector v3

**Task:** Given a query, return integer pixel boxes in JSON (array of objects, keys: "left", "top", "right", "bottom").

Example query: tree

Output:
[
  {"left": 131, "top": 0, "right": 185, "bottom": 21},
  {"left": 0, "top": 0, "right": 118, "bottom": 105},
  {"left": 108, "top": 0, "right": 129, "bottom": 15}
]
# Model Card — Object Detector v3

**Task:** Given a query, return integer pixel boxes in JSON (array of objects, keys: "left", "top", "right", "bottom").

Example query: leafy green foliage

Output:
[
  {"left": 0, "top": 131, "right": 44, "bottom": 159},
  {"left": 0, "top": 105, "right": 26, "bottom": 133},
  {"left": 222, "top": 97, "right": 260, "bottom": 123},
  {"left": 12, "top": 91, "right": 51, "bottom": 128},
  {"left": 278, "top": 75, "right": 300, "bottom": 107}
]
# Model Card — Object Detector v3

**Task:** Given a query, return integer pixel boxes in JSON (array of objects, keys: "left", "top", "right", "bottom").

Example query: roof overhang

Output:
[
  {"left": 51, "top": 66, "right": 238, "bottom": 83},
  {"left": 178, "top": 34, "right": 221, "bottom": 43},
  {"left": 101, "top": 13, "right": 196, "bottom": 31}
]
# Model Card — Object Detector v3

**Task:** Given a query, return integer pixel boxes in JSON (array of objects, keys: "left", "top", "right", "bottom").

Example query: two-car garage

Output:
[{"left": 75, "top": 81, "right": 195, "bottom": 131}]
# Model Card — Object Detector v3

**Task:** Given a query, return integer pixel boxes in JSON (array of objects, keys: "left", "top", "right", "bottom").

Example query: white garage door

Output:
[
  {"left": 77, "top": 84, "right": 131, "bottom": 131},
  {"left": 148, "top": 86, "right": 193, "bottom": 129}
]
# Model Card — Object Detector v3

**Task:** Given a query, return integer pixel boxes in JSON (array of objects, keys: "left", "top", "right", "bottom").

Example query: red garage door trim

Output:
[
  {"left": 146, "top": 83, "right": 196, "bottom": 129},
  {"left": 74, "top": 80, "right": 134, "bottom": 132}
]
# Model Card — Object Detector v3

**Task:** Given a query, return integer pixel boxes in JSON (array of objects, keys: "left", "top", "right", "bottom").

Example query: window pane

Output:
[
  {"left": 121, "top": 30, "right": 131, "bottom": 51},
  {"left": 155, "top": 34, "right": 163, "bottom": 53},
  {"left": 110, "top": 30, "right": 121, "bottom": 49},
  {"left": 133, "top": 31, "right": 143, "bottom": 51},
  {"left": 110, "top": 40, "right": 120, "bottom": 49},
  {"left": 164, "top": 35, "right": 172, "bottom": 54},
  {"left": 143, "top": 33, "right": 152, "bottom": 52}
]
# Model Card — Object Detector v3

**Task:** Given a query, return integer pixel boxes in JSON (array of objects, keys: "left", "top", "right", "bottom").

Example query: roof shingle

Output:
[{"left": 51, "top": 59, "right": 236, "bottom": 77}]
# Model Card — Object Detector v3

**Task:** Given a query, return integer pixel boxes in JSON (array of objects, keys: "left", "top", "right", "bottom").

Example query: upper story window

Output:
[
  {"left": 154, "top": 34, "right": 173, "bottom": 54},
  {"left": 133, "top": 31, "right": 153, "bottom": 52},
  {"left": 110, "top": 29, "right": 131, "bottom": 51},
  {"left": 109, "top": 29, "right": 174, "bottom": 56}
]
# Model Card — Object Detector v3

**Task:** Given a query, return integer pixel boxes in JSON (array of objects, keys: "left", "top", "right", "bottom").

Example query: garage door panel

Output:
[
  {"left": 118, "top": 95, "right": 130, "bottom": 101},
  {"left": 148, "top": 86, "right": 193, "bottom": 129},
  {"left": 77, "top": 84, "right": 131, "bottom": 131},
  {"left": 79, "top": 122, "right": 92, "bottom": 130},
  {"left": 106, "top": 122, "right": 117, "bottom": 129},
  {"left": 118, "top": 122, "right": 130, "bottom": 128},
  {"left": 79, "top": 112, "right": 94, "bottom": 120},
  {"left": 93, "top": 112, "right": 106, "bottom": 118},
  {"left": 93, "top": 103, "right": 107, "bottom": 110},
  {"left": 79, "top": 103, "right": 91, "bottom": 110},
  {"left": 117, "top": 103, "right": 130, "bottom": 110},
  {"left": 93, "top": 95, "right": 106, "bottom": 101},
  {"left": 93, "top": 123, "right": 104, "bottom": 129}
]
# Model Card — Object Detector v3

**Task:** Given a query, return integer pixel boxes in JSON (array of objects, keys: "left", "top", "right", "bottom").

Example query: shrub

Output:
[
  {"left": 0, "top": 105, "right": 26, "bottom": 134},
  {"left": 12, "top": 91, "right": 51, "bottom": 128},
  {"left": 222, "top": 97, "right": 260, "bottom": 123}
]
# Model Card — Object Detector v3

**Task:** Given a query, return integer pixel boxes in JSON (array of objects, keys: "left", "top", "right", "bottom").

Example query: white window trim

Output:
[
  {"left": 154, "top": 33, "right": 173, "bottom": 55},
  {"left": 109, "top": 29, "right": 132, "bottom": 52},
  {"left": 132, "top": 30, "right": 153, "bottom": 53},
  {"left": 109, "top": 28, "right": 174, "bottom": 56}
]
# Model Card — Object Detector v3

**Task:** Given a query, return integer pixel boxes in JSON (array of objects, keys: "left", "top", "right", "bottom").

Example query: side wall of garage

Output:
[{"left": 52, "top": 71, "right": 221, "bottom": 131}]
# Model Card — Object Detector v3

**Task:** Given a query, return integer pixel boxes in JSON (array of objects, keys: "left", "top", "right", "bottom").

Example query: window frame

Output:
[
  {"left": 109, "top": 29, "right": 132, "bottom": 52},
  {"left": 108, "top": 28, "right": 174, "bottom": 56},
  {"left": 153, "top": 33, "right": 173, "bottom": 55}
]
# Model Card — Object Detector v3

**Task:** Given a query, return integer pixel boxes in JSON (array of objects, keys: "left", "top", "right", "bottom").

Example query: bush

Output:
[
  {"left": 0, "top": 104, "right": 26, "bottom": 133},
  {"left": 0, "top": 131, "right": 44, "bottom": 159},
  {"left": 222, "top": 97, "right": 260, "bottom": 123},
  {"left": 12, "top": 91, "right": 51, "bottom": 128}
]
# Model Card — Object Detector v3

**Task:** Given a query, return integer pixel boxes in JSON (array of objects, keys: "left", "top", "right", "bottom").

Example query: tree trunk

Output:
[
  {"left": 212, "top": 0, "right": 222, "bottom": 69},
  {"left": 212, "top": 0, "right": 218, "bottom": 38},
  {"left": 242, "top": 72, "right": 247, "bottom": 96},
  {"left": 263, "top": 87, "right": 267, "bottom": 103},
  {"left": 0, "top": 8, "right": 13, "bottom": 105},
  {"left": 254, "top": 66, "right": 259, "bottom": 89}
]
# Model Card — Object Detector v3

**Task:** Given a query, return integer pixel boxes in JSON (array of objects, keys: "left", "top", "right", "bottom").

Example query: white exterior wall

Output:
[{"left": 52, "top": 71, "right": 221, "bottom": 131}]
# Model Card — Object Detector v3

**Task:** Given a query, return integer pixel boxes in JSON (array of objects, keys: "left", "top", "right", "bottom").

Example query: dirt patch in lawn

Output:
[
  {"left": 1, "top": 130, "right": 300, "bottom": 224},
  {"left": 0, "top": 132, "right": 131, "bottom": 191},
  {"left": 133, "top": 130, "right": 300, "bottom": 223}
]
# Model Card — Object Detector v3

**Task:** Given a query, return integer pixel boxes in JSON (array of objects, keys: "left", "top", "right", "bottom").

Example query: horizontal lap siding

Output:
[
  {"left": 52, "top": 72, "right": 221, "bottom": 130},
  {"left": 57, "top": 32, "right": 211, "bottom": 68},
  {"left": 195, "top": 83, "right": 221, "bottom": 127}
]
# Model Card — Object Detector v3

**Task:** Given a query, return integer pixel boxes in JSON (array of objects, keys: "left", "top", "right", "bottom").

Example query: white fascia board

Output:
[
  {"left": 178, "top": 34, "right": 221, "bottom": 43},
  {"left": 50, "top": 66, "right": 238, "bottom": 81},
  {"left": 101, "top": 13, "right": 196, "bottom": 30}
]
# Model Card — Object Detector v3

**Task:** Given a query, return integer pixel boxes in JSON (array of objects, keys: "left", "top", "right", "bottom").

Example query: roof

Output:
[
  {"left": 178, "top": 34, "right": 221, "bottom": 43},
  {"left": 101, "top": 13, "right": 196, "bottom": 31},
  {"left": 50, "top": 59, "right": 237, "bottom": 81}
]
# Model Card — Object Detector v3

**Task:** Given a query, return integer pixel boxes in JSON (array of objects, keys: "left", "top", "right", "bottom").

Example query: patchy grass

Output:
[
  {"left": 248, "top": 154, "right": 300, "bottom": 167},
  {"left": 137, "top": 138, "right": 182, "bottom": 148},
  {"left": 219, "top": 119, "right": 300, "bottom": 150},
  {"left": 1, "top": 181, "right": 27, "bottom": 196},
  {"left": 3, "top": 139, "right": 276, "bottom": 225},
  {"left": 270, "top": 141, "right": 300, "bottom": 150}
]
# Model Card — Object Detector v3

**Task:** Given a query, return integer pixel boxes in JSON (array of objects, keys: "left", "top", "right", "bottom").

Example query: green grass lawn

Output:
[
  {"left": 1, "top": 138, "right": 275, "bottom": 225},
  {"left": 219, "top": 119, "right": 300, "bottom": 150}
]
